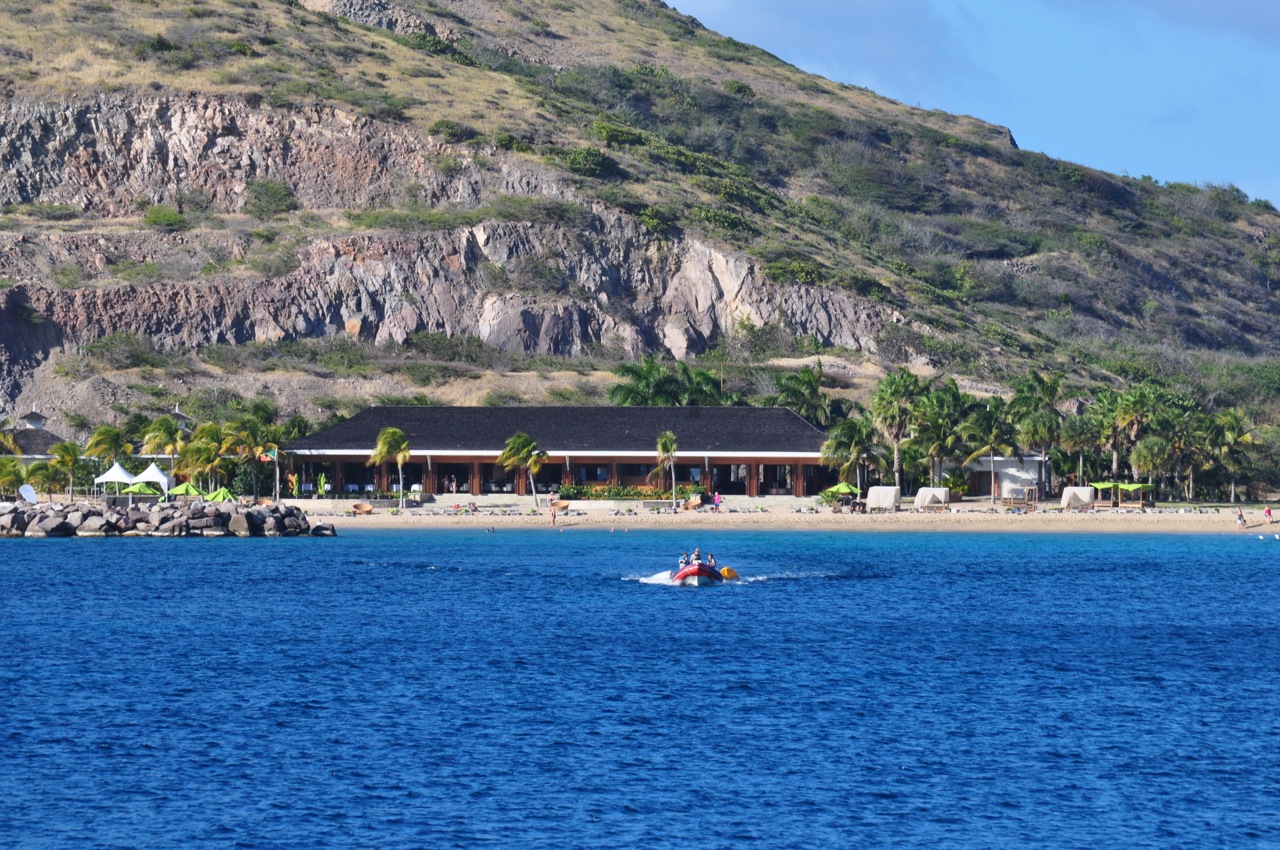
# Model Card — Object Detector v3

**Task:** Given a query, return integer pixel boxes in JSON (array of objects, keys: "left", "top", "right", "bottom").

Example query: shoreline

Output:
[{"left": 304, "top": 503, "right": 1259, "bottom": 535}]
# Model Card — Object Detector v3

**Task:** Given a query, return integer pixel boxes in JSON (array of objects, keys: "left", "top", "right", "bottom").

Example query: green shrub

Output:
[
  {"left": 689, "top": 205, "right": 753, "bottom": 233},
  {"left": 762, "top": 258, "right": 823, "bottom": 285},
  {"left": 428, "top": 119, "right": 476, "bottom": 143},
  {"left": 22, "top": 203, "right": 78, "bottom": 221},
  {"left": 53, "top": 265, "right": 83, "bottom": 289},
  {"left": 592, "top": 121, "right": 647, "bottom": 147},
  {"left": 249, "top": 248, "right": 300, "bottom": 279},
  {"left": 143, "top": 205, "right": 188, "bottom": 231},
  {"left": 723, "top": 79, "right": 754, "bottom": 98},
  {"left": 83, "top": 333, "right": 165, "bottom": 369},
  {"left": 560, "top": 146, "right": 611, "bottom": 178},
  {"left": 636, "top": 205, "right": 677, "bottom": 236},
  {"left": 243, "top": 180, "right": 297, "bottom": 220}
]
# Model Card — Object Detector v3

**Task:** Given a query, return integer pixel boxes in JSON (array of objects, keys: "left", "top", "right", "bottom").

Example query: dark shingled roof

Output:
[
  {"left": 287, "top": 406, "right": 826, "bottom": 455},
  {"left": 2, "top": 427, "right": 65, "bottom": 457}
]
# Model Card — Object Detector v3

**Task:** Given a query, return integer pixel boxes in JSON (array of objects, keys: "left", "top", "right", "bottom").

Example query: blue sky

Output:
[{"left": 673, "top": 0, "right": 1280, "bottom": 204}]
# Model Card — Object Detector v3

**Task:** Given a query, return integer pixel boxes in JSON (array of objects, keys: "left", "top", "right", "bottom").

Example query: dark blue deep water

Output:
[{"left": 3, "top": 529, "right": 1279, "bottom": 848}]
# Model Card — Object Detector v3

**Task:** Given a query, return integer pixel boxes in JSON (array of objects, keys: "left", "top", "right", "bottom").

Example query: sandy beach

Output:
[{"left": 297, "top": 498, "right": 1259, "bottom": 535}]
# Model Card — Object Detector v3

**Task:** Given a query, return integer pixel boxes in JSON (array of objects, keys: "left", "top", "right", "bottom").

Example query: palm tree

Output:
[
  {"left": 498, "top": 431, "right": 549, "bottom": 507},
  {"left": 1009, "top": 371, "right": 1065, "bottom": 494},
  {"left": 1091, "top": 389, "right": 1127, "bottom": 481},
  {"left": 908, "top": 379, "right": 974, "bottom": 486},
  {"left": 870, "top": 367, "right": 925, "bottom": 490},
  {"left": 1212, "top": 408, "right": 1254, "bottom": 503},
  {"left": 1116, "top": 383, "right": 1164, "bottom": 479},
  {"left": 821, "top": 407, "right": 881, "bottom": 492},
  {"left": 959, "top": 398, "right": 1019, "bottom": 504},
  {"left": 648, "top": 430, "right": 679, "bottom": 510},
  {"left": 1131, "top": 436, "right": 1172, "bottom": 495},
  {"left": 23, "top": 461, "right": 64, "bottom": 501},
  {"left": 368, "top": 427, "right": 411, "bottom": 508},
  {"left": 607, "top": 356, "right": 682, "bottom": 406},
  {"left": 228, "top": 415, "right": 282, "bottom": 500},
  {"left": 0, "top": 456, "right": 24, "bottom": 497},
  {"left": 1059, "top": 414, "right": 1095, "bottom": 487},
  {"left": 179, "top": 422, "right": 235, "bottom": 492},
  {"left": 48, "top": 440, "right": 82, "bottom": 498},
  {"left": 142, "top": 415, "right": 185, "bottom": 472},
  {"left": 0, "top": 427, "right": 20, "bottom": 456},
  {"left": 766, "top": 362, "right": 833, "bottom": 426},
  {"left": 85, "top": 425, "right": 134, "bottom": 489}
]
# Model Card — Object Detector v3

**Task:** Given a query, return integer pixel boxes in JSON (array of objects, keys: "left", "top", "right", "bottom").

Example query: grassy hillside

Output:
[{"left": 2, "top": 0, "right": 1279, "bottom": 411}]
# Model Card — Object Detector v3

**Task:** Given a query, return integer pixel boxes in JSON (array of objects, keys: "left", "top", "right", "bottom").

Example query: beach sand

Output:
[{"left": 301, "top": 500, "right": 1260, "bottom": 535}]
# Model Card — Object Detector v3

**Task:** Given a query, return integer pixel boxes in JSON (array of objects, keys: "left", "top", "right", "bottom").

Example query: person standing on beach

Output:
[
  {"left": 550, "top": 505, "right": 557, "bottom": 527},
  {"left": 1236, "top": 507, "right": 1246, "bottom": 530},
  {"left": 713, "top": 491, "right": 722, "bottom": 512},
  {"left": 1266, "top": 505, "right": 1273, "bottom": 525}
]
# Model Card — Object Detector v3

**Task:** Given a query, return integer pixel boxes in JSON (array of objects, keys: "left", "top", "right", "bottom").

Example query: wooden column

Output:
[
  {"left": 332, "top": 459, "right": 345, "bottom": 493},
  {"left": 746, "top": 463, "right": 759, "bottom": 497},
  {"left": 470, "top": 462, "right": 481, "bottom": 496}
]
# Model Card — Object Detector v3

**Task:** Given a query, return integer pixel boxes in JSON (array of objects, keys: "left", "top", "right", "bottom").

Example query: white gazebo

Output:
[
  {"left": 133, "top": 462, "right": 172, "bottom": 494},
  {"left": 93, "top": 462, "right": 136, "bottom": 495}
]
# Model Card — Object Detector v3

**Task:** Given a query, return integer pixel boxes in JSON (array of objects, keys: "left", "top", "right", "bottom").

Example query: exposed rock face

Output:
[{"left": 0, "top": 94, "right": 895, "bottom": 403}]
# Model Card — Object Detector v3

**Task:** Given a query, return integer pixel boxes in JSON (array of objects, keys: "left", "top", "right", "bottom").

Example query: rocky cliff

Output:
[{"left": 0, "top": 93, "right": 896, "bottom": 405}]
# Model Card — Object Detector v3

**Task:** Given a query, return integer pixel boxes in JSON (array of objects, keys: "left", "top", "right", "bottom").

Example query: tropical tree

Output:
[
  {"left": 85, "top": 424, "right": 134, "bottom": 467},
  {"left": 48, "top": 440, "right": 82, "bottom": 497},
  {"left": 368, "top": 427, "right": 411, "bottom": 508},
  {"left": 141, "top": 415, "right": 185, "bottom": 471},
  {"left": 870, "top": 367, "right": 925, "bottom": 490},
  {"left": 959, "top": 397, "right": 1020, "bottom": 504},
  {"left": 648, "top": 430, "right": 679, "bottom": 510},
  {"left": 1091, "top": 389, "right": 1127, "bottom": 480},
  {"left": 766, "top": 362, "right": 833, "bottom": 426},
  {"left": 1131, "top": 436, "right": 1172, "bottom": 495},
  {"left": 179, "top": 422, "right": 236, "bottom": 491},
  {"left": 498, "top": 431, "right": 549, "bottom": 508},
  {"left": 23, "top": 461, "right": 64, "bottom": 500},
  {"left": 1059, "top": 414, "right": 1095, "bottom": 486},
  {"left": 1115, "top": 383, "right": 1164, "bottom": 478},
  {"left": 908, "top": 379, "right": 974, "bottom": 486},
  {"left": 820, "top": 406, "right": 882, "bottom": 492},
  {"left": 607, "top": 356, "right": 682, "bottom": 406},
  {"left": 1212, "top": 408, "right": 1255, "bottom": 502},
  {"left": 227, "top": 415, "right": 282, "bottom": 500},
  {"left": 0, "top": 456, "right": 24, "bottom": 497},
  {"left": 0, "top": 428, "right": 20, "bottom": 456}
]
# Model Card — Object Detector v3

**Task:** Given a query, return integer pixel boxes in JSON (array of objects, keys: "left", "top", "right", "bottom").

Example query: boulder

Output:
[
  {"left": 227, "top": 514, "right": 255, "bottom": 538},
  {"left": 76, "top": 516, "right": 115, "bottom": 537},
  {"left": 155, "top": 518, "right": 189, "bottom": 537},
  {"left": 311, "top": 522, "right": 337, "bottom": 537},
  {"left": 0, "top": 513, "right": 27, "bottom": 534},
  {"left": 30, "top": 516, "right": 72, "bottom": 537}
]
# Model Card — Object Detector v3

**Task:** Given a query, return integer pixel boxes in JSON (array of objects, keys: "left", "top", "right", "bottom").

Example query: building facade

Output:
[{"left": 286, "top": 406, "right": 832, "bottom": 498}]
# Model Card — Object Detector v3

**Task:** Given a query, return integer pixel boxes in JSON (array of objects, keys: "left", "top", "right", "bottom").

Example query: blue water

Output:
[{"left": 2, "top": 529, "right": 1278, "bottom": 848}]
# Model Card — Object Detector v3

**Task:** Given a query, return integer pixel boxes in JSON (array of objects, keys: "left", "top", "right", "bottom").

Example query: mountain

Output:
[{"left": 1, "top": 0, "right": 1278, "bottom": 433}]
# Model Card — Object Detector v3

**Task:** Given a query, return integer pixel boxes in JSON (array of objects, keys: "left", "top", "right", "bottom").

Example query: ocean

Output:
[{"left": 2, "top": 529, "right": 1278, "bottom": 848}]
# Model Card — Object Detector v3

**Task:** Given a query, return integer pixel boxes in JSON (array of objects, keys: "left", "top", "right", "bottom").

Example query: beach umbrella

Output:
[
  {"left": 204, "top": 487, "right": 235, "bottom": 502},
  {"left": 169, "top": 481, "right": 204, "bottom": 497},
  {"left": 823, "top": 482, "right": 861, "bottom": 495},
  {"left": 121, "top": 482, "right": 161, "bottom": 495}
]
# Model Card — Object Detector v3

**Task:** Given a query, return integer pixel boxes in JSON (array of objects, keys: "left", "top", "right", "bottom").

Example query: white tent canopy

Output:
[
  {"left": 94, "top": 462, "right": 136, "bottom": 486},
  {"left": 913, "top": 487, "right": 950, "bottom": 509},
  {"left": 133, "top": 462, "right": 172, "bottom": 493},
  {"left": 866, "top": 486, "right": 901, "bottom": 512},
  {"left": 1060, "top": 486, "right": 1095, "bottom": 509}
]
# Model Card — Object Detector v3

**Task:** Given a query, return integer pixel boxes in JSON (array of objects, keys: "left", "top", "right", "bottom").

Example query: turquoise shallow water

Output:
[{"left": 2, "top": 529, "right": 1278, "bottom": 848}]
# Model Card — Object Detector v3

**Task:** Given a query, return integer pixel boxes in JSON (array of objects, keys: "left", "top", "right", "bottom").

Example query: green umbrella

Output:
[
  {"left": 169, "top": 481, "right": 204, "bottom": 497},
  {"left": 823, "top": 482, "right": 861, "bottom": 495},
  {"left": 204, "top": 487, "right": 236, "bottom": 502},
  {"left": 121, "top": 482, "right": 162, "bottom": 495}
]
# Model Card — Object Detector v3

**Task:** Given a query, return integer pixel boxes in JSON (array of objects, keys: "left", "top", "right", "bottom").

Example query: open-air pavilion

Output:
[{"left": 285, "top": 406, "right": 832, "bottom": 499}]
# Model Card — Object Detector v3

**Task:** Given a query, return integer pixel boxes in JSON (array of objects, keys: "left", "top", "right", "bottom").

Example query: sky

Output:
[{"left": 671, "top": 0, "right": 1280, "bottom": 204}]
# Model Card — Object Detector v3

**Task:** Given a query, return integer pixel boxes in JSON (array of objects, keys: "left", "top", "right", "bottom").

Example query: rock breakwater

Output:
[{"left": 0, "top": 500, "right": 336, "bottom": 539}]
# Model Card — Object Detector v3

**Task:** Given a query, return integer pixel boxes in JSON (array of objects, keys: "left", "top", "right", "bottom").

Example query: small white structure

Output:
[
  {"left": 1060, "top": 486, "right": 1095, "bottom": 510},
  {"left": 133, "top": 462, "right": 172, "bottom": 494},
  {"left": 94, "top": 462, "right": 136, "bottom": 492},
  {"left": 865, "top": 485, "right": 901, "bottom": 512},
  {"left": 966, "top": 456, "right": 1046, "bottom": 499},
  {"left": 913, "top": 487, "right": 950, "bottom": 510}
]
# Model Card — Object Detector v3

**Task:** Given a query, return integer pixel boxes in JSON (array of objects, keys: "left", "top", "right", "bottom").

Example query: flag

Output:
[{"left": 259, "top": 449, "right": 278, "bottom": 462}]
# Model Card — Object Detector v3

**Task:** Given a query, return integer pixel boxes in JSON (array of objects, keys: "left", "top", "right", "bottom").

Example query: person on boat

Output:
[
  {"left": 678, "top": 552, "right": 689, "bottom": 569},
  {"left": 706, "top": 552, "right": 717, "bottom": 570},
  {"left": 692, "top": 547, "right": 702, "bottom": 565}
]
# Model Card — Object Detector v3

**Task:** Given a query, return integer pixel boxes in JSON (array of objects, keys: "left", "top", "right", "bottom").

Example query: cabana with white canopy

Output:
[
  {"left": 93, "top": 462, "right": 136, "bottom": 494},
  {"left": 133, "top": 462, "right": 172, "bottom": 494}
]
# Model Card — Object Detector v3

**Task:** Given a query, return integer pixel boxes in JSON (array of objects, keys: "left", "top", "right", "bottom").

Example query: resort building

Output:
[
  {"left": 0, "top": 408, "right": 66, "bottom": 462},
  {"left": 286, "top": 406, "right": 831, "bottom": 498}
]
